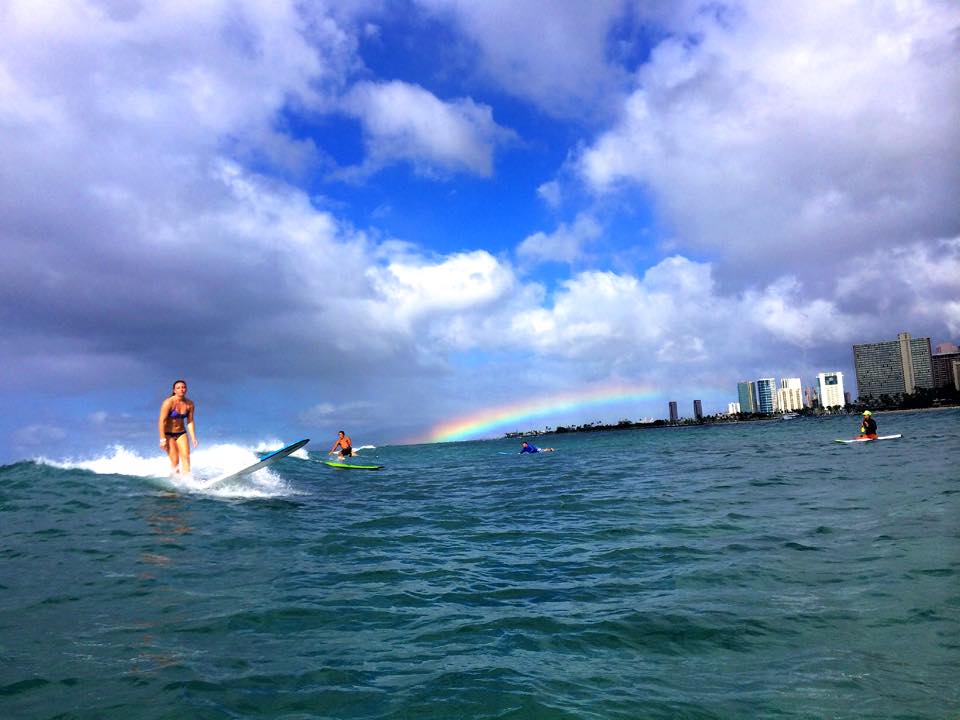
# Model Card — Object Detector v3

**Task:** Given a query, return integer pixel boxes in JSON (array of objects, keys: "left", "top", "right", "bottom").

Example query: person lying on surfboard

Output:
[
  {"left": 858, "top": 410, "right": 878, "bottom": 439},
  {"left": 520, "top": 441, "right": 554, "bottom": 453},
  {"left": 158, "top": 379, "right": 198, "bottom": 474},
  {"left": 329, "top": 430, "right": 354, "bottom": 458}
]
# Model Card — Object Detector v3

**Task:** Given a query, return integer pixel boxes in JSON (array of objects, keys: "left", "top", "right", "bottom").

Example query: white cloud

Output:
[
  {"left": 340, "top": 80, "right": 515, "bottom": 178},
  {"left": 307, "top": 402, "right": 338, "bottom": 417},
  {"left": 0, "top": 0, "right": 347, "bottom": 160},
  {"left": 354, "top": 247, "right": 758, "bottom": 363},
  {"left": 0, "top": 1, "right": 399, "bottom": 391},
  {"left": 577, "top": 0, "right": 960, "bottom": 280},
  {"left": 3, "top": 0, "right": 958, "bottom": 456},
  {"left": 368, "top": 250, "right": 516, "bottom": 328},
  {"left": 414, "top": 0, "right": 629, "bottom": 117},
  {"left": 745, "top": 278, "right": 856, "bottom": 347},
  {"left": 370, "top": 245, "right": 956, "bottom": 393},
  {"left": 834, "top": 236, "right": 960, "bottom": 334},
  {"left": 299, "top": 400, "right": 376, "bottom": 426},
  {"left": 14, "top": 423, "right": 67, "bottom": 448},
  {"left": 517, "top": 213, "right": 603, "bottom": 265},
  {"left": 508, "top": 258, "right": 726, "bottom": 360},
  {"left": 537, "top": 180, "right": 562, "bottom": 208}
]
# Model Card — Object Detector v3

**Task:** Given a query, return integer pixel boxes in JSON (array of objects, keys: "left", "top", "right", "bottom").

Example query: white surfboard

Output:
[
  {"left": 207, "top": 438, "right": 309, "bottom": 485},
  {"left": 835, "top": 434, "right": 902, "bottom": 444}
]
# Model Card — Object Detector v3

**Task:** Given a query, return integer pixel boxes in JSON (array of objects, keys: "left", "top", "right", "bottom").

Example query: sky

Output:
[{"left": 2, "top": 0, "right": 959, "bottom": 461}]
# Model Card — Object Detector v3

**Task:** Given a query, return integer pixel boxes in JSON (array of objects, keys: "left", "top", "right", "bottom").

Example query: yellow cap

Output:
[{"left": 862, "top": 410, "right": 872, "bottom": 416}]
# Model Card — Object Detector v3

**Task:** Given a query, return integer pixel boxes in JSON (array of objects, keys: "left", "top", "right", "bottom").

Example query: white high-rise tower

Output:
[
  {"left": 817, "top": 372, "right": 846, "bottom": 408},
  {"left": 777, "top": 377, "right": 803, "bottom": 412}
]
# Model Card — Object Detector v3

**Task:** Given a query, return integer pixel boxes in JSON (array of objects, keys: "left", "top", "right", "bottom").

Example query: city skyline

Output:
[
  {"left": 548, "top": 329, "right": 959, "bottom": 425},
  {"left": 726, "top": 329, "right": 960, "bottom": 414}
]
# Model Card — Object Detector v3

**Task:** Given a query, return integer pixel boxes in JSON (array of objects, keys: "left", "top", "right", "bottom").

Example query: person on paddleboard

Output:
[
  {"left": 859, "top": 410, "right": 878, "bottom": 439},
  {"left": 329, "top": 430, "right": 353, "bottom": 458},
  {"left": 520, "top": 441, "right": 554, "bottom": 453},
  {"left": 158, "top": 379, "right": 198, "bottom": 474}
]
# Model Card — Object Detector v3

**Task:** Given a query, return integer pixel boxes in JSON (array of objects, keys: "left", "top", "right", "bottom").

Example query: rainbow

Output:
[{"left": 420, "top": 384, "right": 663, "bottom": 444}]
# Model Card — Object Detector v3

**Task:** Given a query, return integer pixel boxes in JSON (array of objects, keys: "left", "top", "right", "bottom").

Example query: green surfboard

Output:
[{"left": 323, "top": 460, "right": 384, "bottom": 470}]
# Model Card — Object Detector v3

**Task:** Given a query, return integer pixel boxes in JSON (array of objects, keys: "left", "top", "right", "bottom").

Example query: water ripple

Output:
[{"left": 0, "top": 410, "right": 958, "bottom": 717}]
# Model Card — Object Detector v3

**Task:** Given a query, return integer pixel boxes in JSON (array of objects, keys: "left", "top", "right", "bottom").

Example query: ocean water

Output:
[{"left": 1, "top": 410, "right": 958, "bottom": 719}]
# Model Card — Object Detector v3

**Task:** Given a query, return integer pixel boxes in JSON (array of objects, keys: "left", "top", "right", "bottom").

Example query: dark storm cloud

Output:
[{"left": 0, "top": 2, "right": 419, "bottom": 398}]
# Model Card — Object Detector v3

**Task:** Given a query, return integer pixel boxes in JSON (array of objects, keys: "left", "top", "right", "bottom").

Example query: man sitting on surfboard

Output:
[
  {"left": 520, "top": 441, "right": 554, "bottom": 453},
  {"left": 859, "top": 410, "right": 878, "bottom": 439},
  {"left": 329, "top": 430, "right": 353, "bottom": 458}
]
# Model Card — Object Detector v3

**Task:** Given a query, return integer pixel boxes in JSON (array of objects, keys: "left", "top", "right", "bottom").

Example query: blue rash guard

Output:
[{"left": 520, "top": 444, "right": 539, "bottom": 454}]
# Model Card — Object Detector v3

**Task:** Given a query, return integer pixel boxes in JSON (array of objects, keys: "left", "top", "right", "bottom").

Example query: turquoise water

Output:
[{"left": 2, "top": 410, "right": 958, "bottom": 719}]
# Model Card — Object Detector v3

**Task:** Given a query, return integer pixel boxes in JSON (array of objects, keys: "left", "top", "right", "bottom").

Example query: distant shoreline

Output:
[
  {"left": 503, "top": 403, "right": 959, "bottom": 439},
  {"left": 867, "top": 405, "right": 958, "bottom": 416}
]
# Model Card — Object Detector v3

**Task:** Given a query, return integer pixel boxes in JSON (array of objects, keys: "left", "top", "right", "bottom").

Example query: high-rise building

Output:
[
  {"left": 756, "top": 378, "right": 776, "bottom": 414},
  {"left": 693, "top": 399, "right": 703, "bottom": 421},
  {"left": 853, "top": 331, "right": 933, "bottom": 400},
  {"left": 737, "top": 381, "right": 757, "bottom": 414},
  {"left": 668, "top": 401, "right": 678, "bottom": 423},
  {"left": 817, "top": 371, "right": 846, "bottom": 408},
  {"left": 805, "top": 386, "right": 818, "bottom": 408},
  {"left": 777, "top": 377, "right": 803, "bottom": 412},
  {"left": 727, "top": 402, "right": 741, "bottom": 415},
  {"left": 932, "top": 347, "right": 960, "bottom": 388}
]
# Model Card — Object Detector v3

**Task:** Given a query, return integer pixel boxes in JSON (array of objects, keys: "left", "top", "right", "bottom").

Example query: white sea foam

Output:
[
  {"left": 36, "top": 442, "right": 306, "bottom": 499},
  {"left": 40, "top": 445, "right": 171, "bottom": 478},
  {"left": 252, "top": 438, "right": 311, "bottom": 460}
]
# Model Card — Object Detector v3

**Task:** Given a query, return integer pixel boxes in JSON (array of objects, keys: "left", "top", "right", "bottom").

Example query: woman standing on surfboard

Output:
[{"left": 158, "top": 379, "right": 198, "bottom": 474}]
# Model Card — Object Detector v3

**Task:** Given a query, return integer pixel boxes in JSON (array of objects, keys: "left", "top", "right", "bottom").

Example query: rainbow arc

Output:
[{"left": 421, "top": 384, "right": 664, "bottom": 443}]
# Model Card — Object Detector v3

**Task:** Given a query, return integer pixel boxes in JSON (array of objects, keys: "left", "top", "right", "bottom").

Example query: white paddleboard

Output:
[
  {"left": 207, "top": 438, "right": 309, "bottom": 485},
  {"left": 835, "top": 434, "right": 902, "bottom": 444}
]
